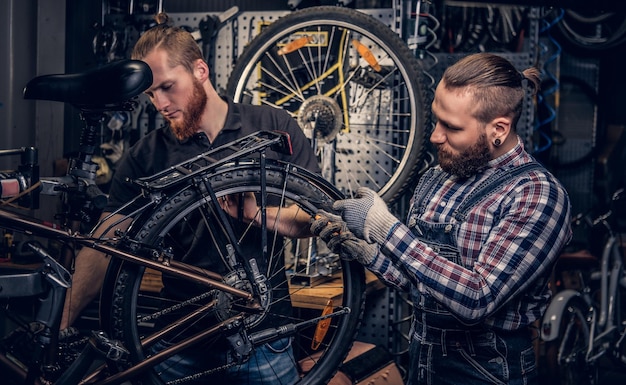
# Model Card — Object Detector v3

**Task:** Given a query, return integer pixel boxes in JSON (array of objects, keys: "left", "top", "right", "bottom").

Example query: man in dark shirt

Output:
[{"left": 61, "top": 13, "right": 318, "bottom": 385}]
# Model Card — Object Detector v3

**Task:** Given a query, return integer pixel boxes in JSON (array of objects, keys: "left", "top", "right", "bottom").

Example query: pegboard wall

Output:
[{"left": 358, "top": 286, "right": 412, "bottom": 362}]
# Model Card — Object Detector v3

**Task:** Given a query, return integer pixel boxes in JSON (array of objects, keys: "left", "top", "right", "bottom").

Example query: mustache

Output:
[{"left": 436, "top": 144, "right": 450, "bottom": 157}]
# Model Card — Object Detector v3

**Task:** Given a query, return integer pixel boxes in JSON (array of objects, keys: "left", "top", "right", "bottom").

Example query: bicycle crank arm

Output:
[
  {"left": 54, "top": 331, "right": 128, "bottom": 385},
  {"left": 93, "top": 315, "right": 247, "bottom": 385},
  {"left": 248, "top": 306, "right": 351, "bottom": 346}
]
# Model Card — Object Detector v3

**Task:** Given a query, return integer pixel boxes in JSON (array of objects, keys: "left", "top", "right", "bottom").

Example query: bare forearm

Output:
[
  {"left": 60, "top": 213, "right": 131, "bottom": 329},
  {"left": 60, "top": 247, "right": 110, "bottom": 329},
  {"left": 261, "top": 205, "right": 313, "bottom": 238},
  {"left": 221, "top": 193, "right": 313, "bottom": 238}
]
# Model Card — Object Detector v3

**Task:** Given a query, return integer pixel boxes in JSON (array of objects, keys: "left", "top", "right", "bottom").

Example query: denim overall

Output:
[{"left": 405, "top": 164, "right": 541, "bottom": 385}]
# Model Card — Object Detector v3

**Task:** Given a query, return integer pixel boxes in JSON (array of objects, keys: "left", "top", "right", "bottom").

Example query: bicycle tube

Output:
[
  {"left": 226, "top": 6, "right": 431, "bottom": 204},
  {"left": 100, "top": 160, "right": 366, "bottom": 385}
]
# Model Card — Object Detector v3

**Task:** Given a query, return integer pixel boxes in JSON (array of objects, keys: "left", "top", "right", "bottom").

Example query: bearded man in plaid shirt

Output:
[{"left": 312, "top": 52, "right": 572, "bottom": 385}]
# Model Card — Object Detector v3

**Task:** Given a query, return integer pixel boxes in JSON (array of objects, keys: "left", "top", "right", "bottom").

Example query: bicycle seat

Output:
[{"left": 23, "top": 59, "right": 152, "bottom": 111}]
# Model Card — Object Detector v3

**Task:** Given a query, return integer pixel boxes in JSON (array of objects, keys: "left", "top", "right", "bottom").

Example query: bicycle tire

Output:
[
  {"left": 554, "top": 9, "right": 626, "bottom": 55},
  {"left": 101, "top": 161, "right": 366, "bottom": 385},
  {"left": 544, "top": 296, "right": 595, "bottom": 385},
  {"left": 226, "top": 6, "right": 430, "bottom": 204}
]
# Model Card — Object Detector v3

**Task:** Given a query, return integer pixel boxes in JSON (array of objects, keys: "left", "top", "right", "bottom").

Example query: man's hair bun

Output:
[{"left": 155, "top": 12, "right": 171, "bottom": 26}]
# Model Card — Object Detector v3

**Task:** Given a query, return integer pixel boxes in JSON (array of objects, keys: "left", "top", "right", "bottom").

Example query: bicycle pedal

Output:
[{"left": 90, "top": 331, "right": 129, "bottom": 362}]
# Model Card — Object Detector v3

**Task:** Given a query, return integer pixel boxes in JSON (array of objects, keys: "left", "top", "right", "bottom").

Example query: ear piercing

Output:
[{"left": 494, "top": 138, "right": 501, "bottom": 147}]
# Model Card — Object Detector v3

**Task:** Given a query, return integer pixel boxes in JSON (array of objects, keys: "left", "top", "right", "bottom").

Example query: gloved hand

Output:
[
  {"left": 332, "top": 187, "right": 399, "bottom": 244},
  {"left": 310, "top": 210, "right": 378, "bottom": 265}
]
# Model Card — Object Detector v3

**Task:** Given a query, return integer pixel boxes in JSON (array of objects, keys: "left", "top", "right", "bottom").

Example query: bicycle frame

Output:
[
  {"left": 1, "top": 130, "right": 353, "bottom": 385},
  {"left": 541, "top": 211, "right": 626, "bottom": 367}
]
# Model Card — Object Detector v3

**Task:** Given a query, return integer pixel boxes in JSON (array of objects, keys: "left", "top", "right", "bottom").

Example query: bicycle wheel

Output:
[
  {"left": 227, "top": 6, "right": 430, "bottom": 204},
  {"left": 544, "top": 296, "right": 595, "bottom": 385},
  {"left": 101, "top": 160, "right": 366, "bottom": 385}
]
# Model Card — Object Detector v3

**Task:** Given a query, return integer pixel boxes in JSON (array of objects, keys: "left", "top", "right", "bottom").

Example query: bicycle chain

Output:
[
  {"left": 139, "top": 290, "right": 239, "bottom": 384},
  {"left": 138, "top": 291, "right": 215, "bottom": 323},
  {"left": 165, "top": 361, "right": 237, "bottom": 384},
  {"left": 62, "top": 335, "right": 90, "bottom": 349}
]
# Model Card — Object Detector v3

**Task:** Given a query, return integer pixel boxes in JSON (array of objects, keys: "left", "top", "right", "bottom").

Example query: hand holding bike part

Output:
[
  {"left": 333, "top": 187, "right": 399, "bottom": 244},
  {"left": 311, "top": 210, "right": 378, "bottom": 265}
]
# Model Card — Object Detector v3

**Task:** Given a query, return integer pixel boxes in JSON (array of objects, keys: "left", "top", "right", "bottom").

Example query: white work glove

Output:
[
  {"left": 332, "top": 187, "right": 399, "bottom": 244},
  {"left": 310, "top": 210, "right": 378, "bottom": 265}
]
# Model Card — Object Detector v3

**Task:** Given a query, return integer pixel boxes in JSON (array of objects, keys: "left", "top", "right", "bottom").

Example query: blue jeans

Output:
[
  {"left": 152, "top": 337, "right": 300, "bottom": 384},
  {"left": 406, "top": 320, "right": 538, "bottom": 385}
]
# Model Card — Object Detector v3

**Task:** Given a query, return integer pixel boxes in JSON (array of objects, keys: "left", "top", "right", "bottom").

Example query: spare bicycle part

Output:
[{"left": 227, "top": 6, "right": 430, "bottom": 204}]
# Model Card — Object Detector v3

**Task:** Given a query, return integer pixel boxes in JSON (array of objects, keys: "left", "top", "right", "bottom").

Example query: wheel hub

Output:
[
  {"left": 215, "top": 269, "right": 270, "bottom": 328},
  {"left": 298, "top": 95, "right": 343, "bottom": 142}
]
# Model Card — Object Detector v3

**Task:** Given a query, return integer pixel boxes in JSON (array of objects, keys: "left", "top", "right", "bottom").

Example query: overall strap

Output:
[
  {"left": 412, "top": 168, "right": 450, "bottom": 214},
  {"left": 454, "top": 162, "right": 545, "bottom": 220}
]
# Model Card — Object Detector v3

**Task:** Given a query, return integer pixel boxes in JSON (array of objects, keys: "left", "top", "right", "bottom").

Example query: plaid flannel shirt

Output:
[{"left": 368, "top": 138, "right": 572, "bottom": 330}]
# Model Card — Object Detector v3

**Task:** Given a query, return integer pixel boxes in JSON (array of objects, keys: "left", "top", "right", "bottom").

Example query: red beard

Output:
[{"left": 167, "top": 78, "right": 208, "bottom": 140}]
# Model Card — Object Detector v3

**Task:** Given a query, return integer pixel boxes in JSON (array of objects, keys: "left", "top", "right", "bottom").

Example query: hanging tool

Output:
[{"left": 198, "top": 6, "right": 239, "bottom": 85}]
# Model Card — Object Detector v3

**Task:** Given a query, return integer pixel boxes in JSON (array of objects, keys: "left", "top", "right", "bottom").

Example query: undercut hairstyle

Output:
[
  {"left": 441, "top": 53, "right": 541, "bottom": 129},
  {"left": 131, "top": 12, "right": 203, "bottom": 74}
]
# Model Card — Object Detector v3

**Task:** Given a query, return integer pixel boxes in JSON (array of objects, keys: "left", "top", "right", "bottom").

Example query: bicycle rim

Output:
[
  {"left": 227, "top": 6, "right": 429, "bottom": 204},
  {"left": 102, "top": 161, "right": 365, "bottom": 385}
]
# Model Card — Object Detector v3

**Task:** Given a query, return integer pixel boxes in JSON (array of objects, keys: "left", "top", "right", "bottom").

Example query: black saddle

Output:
[{"left": 23, "top": 60, "right": 152, "bottom": 111}]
